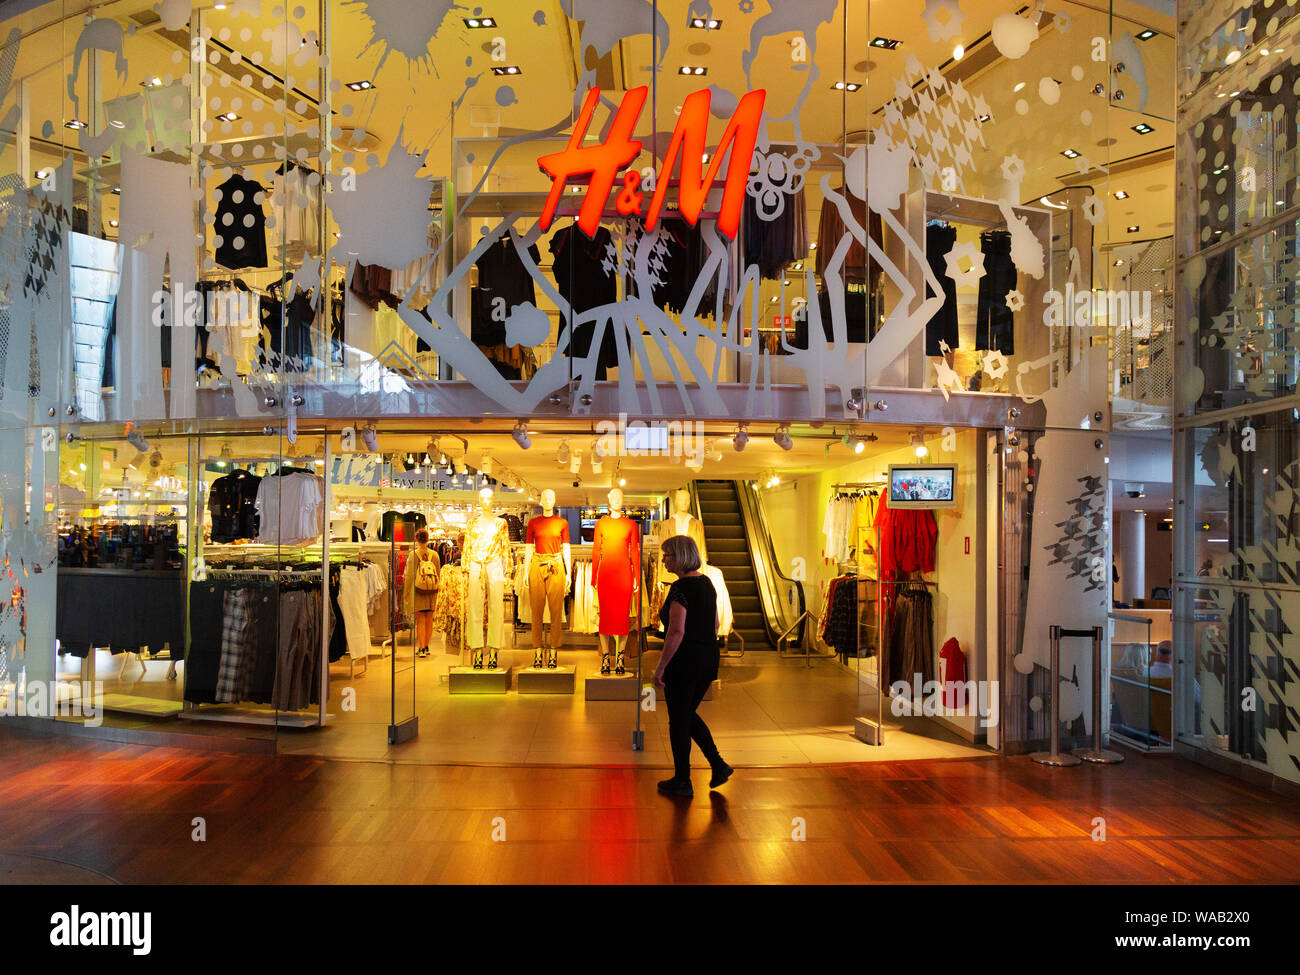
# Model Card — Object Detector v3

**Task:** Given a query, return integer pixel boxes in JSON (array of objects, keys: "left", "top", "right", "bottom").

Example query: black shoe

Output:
[
  {"left": 600, "top": 655, "right": 611, "bottom": 675},
  {"left": 614, "top": 652, "right": 625, "bottom": 676},
  {"left": 487, "top": 650, "right": 498, "bottom": 669},
  {"left": 533, "top": 649, "right": 543, "bottom": 668},
  {"left": 709, "top": 762, "right": 734, "bottom": 789},
  {"left": 548, "top": 649, "right": 558, "bottom": 669},
  {"left": 657, "top": 777, "right": 693, "bottom": 798},
  {"left": 472, "top": 650, "right": 483, "bottom": 669}
]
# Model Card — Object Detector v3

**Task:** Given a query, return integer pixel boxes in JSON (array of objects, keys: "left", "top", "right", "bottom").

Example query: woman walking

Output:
[
  {"left": 653, "top": 535, "right": 733, "bottom": 798},
  {"left": 404, "top": 528, "right": 441, "bottom": 657}
]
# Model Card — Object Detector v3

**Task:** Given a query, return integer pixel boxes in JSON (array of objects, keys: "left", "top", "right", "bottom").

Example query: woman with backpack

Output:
[{"left": 404, "top": 528, "right": 441, "bottom": 657}]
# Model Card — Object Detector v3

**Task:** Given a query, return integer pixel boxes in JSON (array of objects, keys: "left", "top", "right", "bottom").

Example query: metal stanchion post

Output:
[
  {"left": 1030, "top": 625, "right": 1082, "bottom": 767},
  {"left": 1074, "top": 625, "right": 1124, "bottom": 764}
]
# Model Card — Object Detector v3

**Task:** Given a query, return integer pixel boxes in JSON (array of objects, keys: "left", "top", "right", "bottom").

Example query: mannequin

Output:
[
  {"left": 524, "top": 488, "right": 571, "bottom": 668},
  {"left": 650, "top": 488, "right": 708, "bottom": 626},
  {"left": 462, "top": 487, "right": 512, "bottom": 669},
  {"left": 591, "top": 487, "right": 640, "bottom": 675}
]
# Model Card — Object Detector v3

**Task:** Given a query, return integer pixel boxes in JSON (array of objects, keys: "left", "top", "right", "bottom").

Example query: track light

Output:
[
  {"left": 846, "top": 434, "right": 866, "bottom": 454},
  {"left": 557, "top": 440, "right": 571, "bottom": 465},
  {"left": 569, "top": 447, "right": 582, "bottom": 474},
  {"left": 591, "top": 455, "right": 603, "bottom": 474},
  {"left": 125, "top": 429, "right": 149, "bottom": 453},
  {"left": 733, "top": 425, "right": 749, "bottom": 452},
  {"left": 480, "top": 454, "right": 493, "bottom": 476},
  {"left": 511, "top": 421, "right": 531, "bottom": 449},
  {"left": 774, "top": 424, "right": 794, "bottom": 450},
  {"left": 911, "top": 433, "right": 929, "bottom": 458}
]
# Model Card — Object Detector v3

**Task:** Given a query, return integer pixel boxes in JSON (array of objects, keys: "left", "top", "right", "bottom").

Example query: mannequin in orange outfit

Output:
[
  {"left": 591, "top": 488, "right": 640, "bottom": 675},
  {"left": 524, "top": 488, "right": 571, "bottom": 668}
]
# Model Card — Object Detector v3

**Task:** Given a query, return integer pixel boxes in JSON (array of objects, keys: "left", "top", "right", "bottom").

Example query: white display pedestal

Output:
[
  {"left": 517, "top": 665, "right": 576, "bottom": 694},
  {"left": 584, "top": 673, "right": 640, "bottom": 700},
  {"left": 854, "top": 717, "right": 882, "bottom": 745},
  {"left": 448, "top": 666, "right": 512, "bottom": 694}
]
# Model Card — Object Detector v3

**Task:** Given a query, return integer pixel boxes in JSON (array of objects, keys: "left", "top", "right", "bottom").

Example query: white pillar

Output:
[{"left": 1119, "top": 510, "right": 1146, "bottom": 604}]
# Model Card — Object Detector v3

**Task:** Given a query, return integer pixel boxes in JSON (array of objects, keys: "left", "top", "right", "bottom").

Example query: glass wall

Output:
[
  {"left": 0, "top": 0, "right": 1179, "bottom": 755},
  {"left": 1175, "top": 0, "right": 1300, "bottom": 785}
]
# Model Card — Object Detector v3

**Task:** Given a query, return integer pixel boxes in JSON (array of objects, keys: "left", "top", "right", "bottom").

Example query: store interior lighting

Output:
[
  {"left": 360, "top": 424, "right": 379, "bottom": 452},
  {"left": 911, "top": 432, "right": 929, "bottom": 458},
  {"left": 774, "top": 425, "right": 794, "bottom": 450},
  {"left": 511, "top": 421, "right": 531, "bottom": 449},
  {"left": 556, "top": 440, "right": 571, "bottom": 465},
  {"left": 733, "top": 424, "right": 749, "bottom": 451}
]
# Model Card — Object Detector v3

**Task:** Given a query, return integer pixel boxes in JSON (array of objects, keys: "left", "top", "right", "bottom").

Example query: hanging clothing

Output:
[
  {"left": 213, "top": 173, "right": 268, "bottom": 270},
  {"left": 701, "top": 564, "right": 733, "bottom": 637},
  {"left": 432, "top": 563, "right": 466, "bottom": 648},
  {"left": 255, "top": 469, "right": 324, "bottom": 546},
  {"left": 815, "top": 192, "right": 882, "bottom": 291},
  {"left": 886, "top": 586, "right": 935, "bottom": 688},
  {"left": 976, "top": 229, "right": 1017, "bottom": 354},
  {"left": 378, "top": 510, "right": 427, "bottom": 543},
  {"left": 744, "top": 188, "right": 808, "bottom": 280},
  {"left": 208, "top": 468, "right": 261, "bottom": 542},
  {"left": 471, "top": 236, "right": 541, "bottom": 379},
  {"left": 592, "top": 514, "right": 641, "bottom": 636},
  {"left": 925, "top": 222, "right": 959, "bottom": 356},
  {"left": 569, "top": 559, "right": 598, "bottom": 634},
  {"left": 338, "top": 566, "right": 373, "bottom": 661},
  {"left": 550, "top": 222, "right": 619, "bottom": 378}
]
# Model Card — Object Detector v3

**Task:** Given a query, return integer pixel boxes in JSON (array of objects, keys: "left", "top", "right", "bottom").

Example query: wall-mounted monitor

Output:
[{"left": 888, "top": 464, "right": 957, "bottom": 509}]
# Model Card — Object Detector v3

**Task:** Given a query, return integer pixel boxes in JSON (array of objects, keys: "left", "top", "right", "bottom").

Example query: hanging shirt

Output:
[
  {"left": 255, "top": 470, "right": 323, "bottom": 546},
  {"left": 213, "top": 174, "right": 268, "bottom": 270},
  {"left": 208, "top": 468, "right": 261, "bottom": 542}
]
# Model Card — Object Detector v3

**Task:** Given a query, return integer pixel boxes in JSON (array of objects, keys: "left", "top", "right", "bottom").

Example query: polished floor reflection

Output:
[{"left": 1, "top": 733, "right": 1297, "bottom": 884}]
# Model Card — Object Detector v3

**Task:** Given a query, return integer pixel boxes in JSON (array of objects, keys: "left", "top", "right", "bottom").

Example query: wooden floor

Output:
[{"left": 1, "top": 731, "right": 1298, "bottom": 883}]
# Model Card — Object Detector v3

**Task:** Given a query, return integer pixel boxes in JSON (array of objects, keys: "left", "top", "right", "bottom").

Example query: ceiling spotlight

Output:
[
  {"left": 1131, "top": 122, "right": 1153, "bottom": 134},
  {"left": 458, "top": 462, "right": 470, "bottom": 477},
  {"left": 463, "top": 16, "right": 496, "bottom": 28},
  {"left": 591, "top": 455, "right": 604, "bottom": 474},
  {"left": 733, "top": 425, "right": 749, "bottom": 452},
  {"left": 64, "top": 119, "right": 87, "bottom": 130},
  {"left": 141, "top": 77, "right": 162, "bottom": 88},
  {"left": 491, "top": 65, "right": 522, "bottom": 75},
  {"left": 618, "top": 477, "right": 627, "bottom": 487},
  {"left": 677, "top": 65, "right": 708, "bottom": 75},
  {"left": 774, "top": 425, "right": 794, "bottom": 450},
  {"left": 480, "top": 454, "right": 493, "bottom": 476},
  {"left": 568, "top": 447, "right": 582, "bottom": 475},
  {"left": 870, "top": 37, "right": 901, "bottom": 50},
  {"left": 125, "top": 429, "right": 150, "bottom": 453},
  {"left": 952, "top": 44, "right": 964, "bottom": 60},
  {"left": 1061, "top": 148, "right": 1081, "bottom": 159},
  {"left": 847, "top": 435, "right": 866, "bottom": 454},
  {"left": 219, "top": 442, "right": 234, "bottom": 461},
  {"left": 108, "top": 219, "right": 119, "bottom": 228},
  {"left": 216, "top": 112, "right": 239, "bottom": 122},
  {"left": 911, "top": 433, "right": 928, "bottom": 458},
  {"left": 1136, "top": 29, "right": 1157, "bottom": 41},
  {"left": 557, "top": 440, "right": 571, "bottom": 464},
  {"left": 344, "top": 80, "right": 375, "bottom": 91},
  {"left": 511, "top": 421, "right": 531, "bottom": 449},
  {"left": 1114, "top": 190, "right": 1129, "bottom": 199},
  {"left": 1126, "top": 225, "right": 1140, "bottom": 233},
  {"left": 360, "top": 424, "right": 379, "bottom": 451}
]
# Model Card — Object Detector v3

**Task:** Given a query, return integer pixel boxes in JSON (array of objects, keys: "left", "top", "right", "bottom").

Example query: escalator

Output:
[{"left": 692, "top": 480, "right": 805, "bottom": 650}]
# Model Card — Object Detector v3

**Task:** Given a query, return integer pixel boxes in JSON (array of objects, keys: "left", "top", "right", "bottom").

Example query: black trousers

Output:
[{"left": 664, "top": 675, "right": 722, "bottom": 779}]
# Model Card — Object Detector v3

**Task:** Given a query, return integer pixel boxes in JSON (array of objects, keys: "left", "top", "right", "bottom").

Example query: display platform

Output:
[
  {"left": 517, "top": 666, "right": 576, "bottom": 694},
  {"left": 584, "top": 673, "right": 640, "bottom": 700},
  {"left": 449, "top": 666, "right": 512, "bottom": 694}
]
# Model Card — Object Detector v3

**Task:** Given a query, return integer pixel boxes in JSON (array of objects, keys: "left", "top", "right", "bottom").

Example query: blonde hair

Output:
[{"left": 661, "top": 534, "right": 702, "bottom": 573}]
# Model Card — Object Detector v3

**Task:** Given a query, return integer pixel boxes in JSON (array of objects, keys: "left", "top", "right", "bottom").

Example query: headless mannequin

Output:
[
  {"left": 595, "top": 488, "right": 636, "bottom": 676},
  {"left": 467, "top": 491, "right": 509, "bottom": 669},
  {"left": 524, "top": 488, "right": 571, "bottom": 668}
]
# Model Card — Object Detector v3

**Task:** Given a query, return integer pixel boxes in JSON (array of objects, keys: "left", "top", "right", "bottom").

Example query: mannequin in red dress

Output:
[{"left": 591, "top": 488, "right": 640, "bottom": 675}]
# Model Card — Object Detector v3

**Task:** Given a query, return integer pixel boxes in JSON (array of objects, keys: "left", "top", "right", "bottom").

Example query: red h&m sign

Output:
[{"left": 538, "top": 85, "right": 766, "bottom": 241}]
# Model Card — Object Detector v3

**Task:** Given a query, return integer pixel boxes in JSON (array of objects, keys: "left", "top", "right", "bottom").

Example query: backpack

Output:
[{"left": 414, "top": 555, "right": 438, "bottom": 591}]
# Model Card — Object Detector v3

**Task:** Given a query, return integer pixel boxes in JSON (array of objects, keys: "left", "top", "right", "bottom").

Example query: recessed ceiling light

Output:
[
  {"left": 1132, "top": 122, "right": 1154, "bottom": 134},
  {"left": 952, "top": 44, "right": 964, "bottom": 60},
  {"left": 1013, "top": 81, "right": 1026, "bottom": 92},
  {"left": 870, "top": 37, "right": 901, "bottom": 49},
  {"left": 109, "top": 219, "right": 119, "bottom": 228},
  {"left": 1225, "top": 50, "right": 1242, "bottom": 64},
  {"left": 1229, "top": 91, "right": 1241, "bottom": 97},
  {"left": 831, "top": 81, "right": 862, "bottom": 91},
  {"left": 1136, "top": 29, "right": 1157, "bottom": 41},
  {"left": 463, "top": 16, "right": 496, "bottom": 28},
  {"left": 977, "top": 113, "right": 991, "bottom": 122},
  {"left": 216, "top": 112, "right": 239, "bottom": 122},
  {"left": 1114, "top": 190, "right": 1129, "bottom": 199},
  {"left": 1113, "top": 258, "right": 1124, "bottom": 266},
  {"left": 1126, "top": 225, "right": 1140, "bottom": 233},
  {"left": 689, "top": 17, "right": 722, "bottom": 29},
  {"left": 1061, "top": 148, "right": 1081, "bottom": 158},
  {"left": 678, "top": 65, "right": 708, "bottom": 75},
  {"left": 345, "top": 80, "right": 374, "bottom": 91},
  {"left": 491, "top": 65, "right": 521, "bottom": 75},
  {"left": 34, "top": 168, "right": 50, "bottom": 179},
  {"left": 141, "top": 76, "right": 162, "bottom": 87},
  {"left": 64, "top": 119, "right": 86, "bottom": 130}
]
